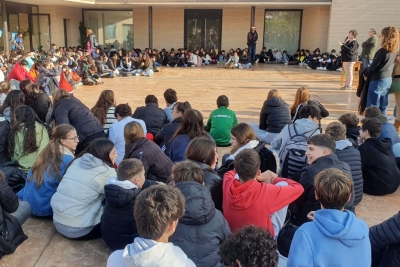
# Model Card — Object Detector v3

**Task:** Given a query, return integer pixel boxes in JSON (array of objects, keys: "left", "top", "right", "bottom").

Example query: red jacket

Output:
[
  {"left": 7, "top": 63, "right": 36, "bottom": 83},
  {"left": 222, "top": 170, "right": 304, "bottom": 235}
]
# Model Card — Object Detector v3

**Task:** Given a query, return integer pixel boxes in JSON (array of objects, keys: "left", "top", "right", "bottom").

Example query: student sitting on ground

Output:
[
  {"left": 9, "top": 105, "right": 50, "bottom": 173},
  {"left": 224, "top": 52, "right": 239, "bottom": 68},
  {"left": 132, "top": 95, "right": 166, "bottom": 137},
  {"left": 51, "top": 139, "right": 117, "bottom": 240},
  {"left": 251, "top": 89, "right": 291, "bottom": 144},
  {"left": 290, "top": 87, "right": 329, "bottom": 122},
  {"left": 238, "top": 50, "right": 251, "bottom": 68},
  {"left": 205, "top": 95, "right": 238, "bottom": 147},
  {"left": 290, "top": 134, "right": 355, "bottom": 226},
  {"left": 358, "top": 117, "right": 400, "bottom": 196},
  {"left": 169, "top": 161, "right": 231, "bottom": 267},
  {"left": 219, "top": 226, "right": 278, "bottom": 267},
  {"left": 17, "top": 125, "right": 77, "bottom": 216},
  {"left": 163, "top": 88, "right": 177, "bottom": 123},
  {"left": 325, "top": 122, "right": 363, "bottom": 205},
  {"left": 370, "top": 212, "right": 400, "bottom": 267},
  {"left": 288, "top": 168, "right": 371, "bottom": 267},
  {"left": 338, "top": 113, "right": 360, "bottom": 147},
  {"left": 101, "top": 159, "right": 158, "bottom": 251},
  {"left": 124, "top": 121, "right": 173, "bottom": 183},
  {"left": 169, "top": 109, "right": 213, "bottom": 162},
  {"left": 91, "top": 89, "right": 117, "bottom": 135},
  {"left": 154, "top": 101, "right": 192, "bottom": 154},
  {"left": 82, "top": 65, "right": 103, "bottom": 85},
  {"left": 364, "top": 106, "right": 400, "bottom": 146},
  {"left": 223, "top": 149, "right": 303, "bottom": 236},
  {"left": 107, "top": 185, "right": 196, "bottom": 267}
]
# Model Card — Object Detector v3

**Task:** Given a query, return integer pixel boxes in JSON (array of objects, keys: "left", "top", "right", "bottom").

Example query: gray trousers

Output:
[{"left": 11, "top": 201, "right": 31, "bottom": 225}]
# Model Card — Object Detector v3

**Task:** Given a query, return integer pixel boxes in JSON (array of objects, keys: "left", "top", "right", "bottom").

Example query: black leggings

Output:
[{"left": 74, "top": 224, "right": 102, "bottom": 241}]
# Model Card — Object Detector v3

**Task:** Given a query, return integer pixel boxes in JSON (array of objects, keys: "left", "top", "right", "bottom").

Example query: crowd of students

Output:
[{"left": 0, "top": 78, "right": 399, "bottom": 266}]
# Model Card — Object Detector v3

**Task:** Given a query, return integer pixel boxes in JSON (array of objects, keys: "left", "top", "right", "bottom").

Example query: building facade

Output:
[{"left": 1, "top": 0, "right": 399, "bottom": 55}]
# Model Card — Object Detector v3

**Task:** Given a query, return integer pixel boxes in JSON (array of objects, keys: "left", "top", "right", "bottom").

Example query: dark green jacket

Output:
[
  {"left": 361, "top": 35, "right": 378, "bottom": 59},
  {"left": 206, "top": 106, "right": 237, "bottom": 146}
]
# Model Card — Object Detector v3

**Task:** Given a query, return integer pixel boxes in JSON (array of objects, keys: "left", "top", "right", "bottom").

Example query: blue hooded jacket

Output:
[{"left": 287, "top": 209, "right": 371, "bottom": 267}]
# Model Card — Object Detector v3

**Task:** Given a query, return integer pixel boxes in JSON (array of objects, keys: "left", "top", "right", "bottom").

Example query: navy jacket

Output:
[
  {"left": 133, "top": 103, "right": 166, "bottom": 135},
  {"left": 290, "top": 154, "right": 355, "bottom": 226},
  {"left": 189, "top": 160, "right": 221, "bottom": 192},
  {"left": 170, "top": 181, "right": 231, "bottom": 267},
  {"left": 380, "top": 122, "right": 400, "bottom": 146},
  {"left": 370, "top": 212, "right": 400, "bottom": 267},
  {"left": 259, "top": 97, "right": 291, "bottom": 133},
  {"left": 154, "top": 118, "right": 182, "bottom": 154},
  {"left": 124, "top": 138, "right": 173, "bottom": 183},
  {"left": 101, "top": 180, "right": 157, "bottom": 251},
  {"left": 51, "top": 97, "right": 104, "bottom": 142}
]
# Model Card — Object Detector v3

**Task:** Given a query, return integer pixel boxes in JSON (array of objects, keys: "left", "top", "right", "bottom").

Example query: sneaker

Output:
[
  {"left": 167, "top": 64, "right": 170, "bottom": 67},
  {"left": 307, "top": 66, "right": 311, "bottom": 69},
  {"left": 316, "top": 67, "right": 322, "bottom": 70},
  {"left": 77, "top": 82, "right": 83, "bottom": 86},
  {"left": 135, "top": 73, "right": 140, "bottom": 76},
  {"left": 255, "top": 58, "right": 259, "bottom": 64},
  {"left": 337, "top": 67, "right": 342, "bottom": 71},
  {"left": 340, "top": 85, "right": 352, "bottom": 90},
  {"left": 174, "top": 64, "right": 177, "bottom": 67},
  {"left": 323, "top": 67, "right": 327, "bottom": 71}
]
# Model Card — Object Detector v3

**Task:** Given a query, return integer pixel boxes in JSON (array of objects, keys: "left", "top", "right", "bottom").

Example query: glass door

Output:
[
  {"left": 184, "top": 10, "right": 222, "bottom": 53},
  {"left": 29, "top": 14, "right": 51, "bottom": 51}
]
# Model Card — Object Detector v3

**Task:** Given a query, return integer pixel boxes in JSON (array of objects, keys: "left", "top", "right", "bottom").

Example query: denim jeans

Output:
[
  {"left": 366, "top": 77, "right": 393, "bottom": 116},
  {"left": 154, "top": 62, "right": 161, "bottom": 67},
  {"left": 248, "top": 45, "right": 256, "bottom": 64},
  {"left": 136, "top": 69, "right": 154, "bottom": 76},
  {"left": 12, "top": 201, "right": 31, "bottom": 225}
]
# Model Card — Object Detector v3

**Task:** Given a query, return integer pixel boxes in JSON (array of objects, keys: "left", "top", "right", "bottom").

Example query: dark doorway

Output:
[{"left": 184, "top": 9, "right": 222, "bottom": 53}]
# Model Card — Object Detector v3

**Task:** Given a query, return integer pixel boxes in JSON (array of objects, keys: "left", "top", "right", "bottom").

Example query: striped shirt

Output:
[{"left": 104, "top": 107, "right": 118, "bottom": 135}]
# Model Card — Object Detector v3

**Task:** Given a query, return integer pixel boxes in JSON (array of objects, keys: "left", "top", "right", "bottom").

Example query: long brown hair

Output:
[
  {"left": 185, "top": 137, "right": 216, "bottom": 167},
  {"left": 91, "top": 90, "right": 115, "bottom": 125},
  {"left": 381, "top": 26, "right": 400, "bottom": 53},
  {"left": 29, "top": 124, "right": 76, "bottom": 188},
  {"left": 171, "top": 109, "right": 209, "bottom": 142},
  {"left": 52, "top": 89, "right": 71, "bottom": 107},
  {"left": 290, "top": 87, "right": 310, "bottom": 115},
  {"left": 141, "top": 54, "right": 150, "bottom": 67},
  {"left": 124, "top": 121, "right": 145, "bottom": 146},
  {"left": 230, "top": 123, "right": 257, "bottom": 153}
]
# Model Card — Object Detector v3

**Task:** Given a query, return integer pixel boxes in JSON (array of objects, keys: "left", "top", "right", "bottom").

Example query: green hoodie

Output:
[{"left": 206, "top": 106, "right": 238, "bottom": 146}]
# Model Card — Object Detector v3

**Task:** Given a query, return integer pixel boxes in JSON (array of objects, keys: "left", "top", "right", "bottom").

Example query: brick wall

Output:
[
  {"left": 328, "top": 0, "right": 400, "bottom": 55},
  {"left": 133, "top": 9, "right": 149, "bottom": 49},
  {"left": 301, "top": 6, "right": 330, "bottom": 52},
  {"left": 152, "top": 9, "right": 184, "bottom": 50},
  {"left": 39, "top": 6, "right": 82, "bottom": 48},
  {"left": 221, "top": 9, "right": 251, "bottom": 50}
]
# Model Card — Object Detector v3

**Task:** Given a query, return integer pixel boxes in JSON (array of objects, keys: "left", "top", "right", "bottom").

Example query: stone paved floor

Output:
[{"left": 1, "top": 64, "right": 399, "bottom": 266}]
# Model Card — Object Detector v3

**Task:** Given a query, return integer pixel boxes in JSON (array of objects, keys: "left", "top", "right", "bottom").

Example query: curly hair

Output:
[
  {"left": 381, "top": 26, "right": 400, "bottom": 53},
  {"left": 20, "top": 79, "right": 39, "bottom": 106},
  {"left": 9, "top": 105, "right": 45, "bottom": 156},
  {"left": 219, "top": 226, "right": 278, "bottom": 267},
  {"left": 91, "top": 90, "right": 115, "bottom": 125},
  {"left": 0, "top": 90, "right": 25, "bottom": 123}
]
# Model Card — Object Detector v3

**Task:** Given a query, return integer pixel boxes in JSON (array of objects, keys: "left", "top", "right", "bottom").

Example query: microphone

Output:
[{"left": 344, "top": 36, "right": 349, "bottom": 42}]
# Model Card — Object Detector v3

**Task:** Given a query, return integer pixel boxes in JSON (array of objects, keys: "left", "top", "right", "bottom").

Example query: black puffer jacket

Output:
[
  {"left": 358, "top": 138, "right": 400, "bottom": 196},
  {"left": 291, "top": 100, "right": 329, "bottom": 122},
  {"left": 259, "top": 97, "right": 291, "bottom": 133},
  {"left": 189, "top": 160, "right": 221, "bottom": 192},
  {"left": 133, "top": 103, "right": 167, "bottom": 135},
  {"left": 0, "top": 118, "right": 10, "bottom": 164},
  {"left": 291, "top": 154, "right": 355, "bottom": 226},
  {"left": 154, "top": 118, "right": 182, "bottom": 154},
  {"left": 370, "top": 212, "right": 400, "bottom": 267},
  {"left": 0, "top": 161, "right": 26, "bottom": 193},
  {"left": 335, "top": 140, "right": 363, "bottom": 205},
  {"left": 101, "top": 180, "right": 157, "bottom": 251},
  {"left": 27, "top": 93, "right": 51, "bottom": 123},
  {"left": 170, "top": 181, "right": 231, "bottom": 267},
  {"left": 51, "top": 97, "right": 104, "bottom": 142},
  {"left": 124, "top": 138, "right": 173, "bottom": 183}
]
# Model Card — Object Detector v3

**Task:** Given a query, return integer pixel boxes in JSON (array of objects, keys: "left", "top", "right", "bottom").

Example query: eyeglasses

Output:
[{"left": 63, "top": 136, "right": 79, "bottom": 142}]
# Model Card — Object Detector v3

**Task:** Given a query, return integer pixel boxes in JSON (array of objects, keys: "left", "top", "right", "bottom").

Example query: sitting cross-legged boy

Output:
[
  {"left": 107, "top": 184, "right": 195, "bottom": 267},
  {"left": 288, "top": 168, "right": 371, "bottom": 267},
  {"left": 219, "top": 226, "right": 279, "bottom": 267},
  {"left": 325, "top": 122, "right": 363, "bottom": 205},
  {"left": 169, "top": 161, "right": 231, "bottom": 267},
  {"left": 338, "top": 113, "right": 360, "bottom": 147},
  {"left": 223, "top": 149, "right": 304, "bottom": 237},
  {"left": 290, "top": 134, "right": 355, "bottom": 226},
  {"left": 358, "top": 117, "right": 400, "bottom": 196},
  {"left": 101, "top": 159, "right": 158, "bottom": 251},
  {"left": 205, "top": 95, "right": 238, "bottom": 147}
]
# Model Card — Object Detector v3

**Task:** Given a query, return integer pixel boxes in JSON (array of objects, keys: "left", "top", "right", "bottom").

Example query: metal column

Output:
[
  {"left": 250, "top": 6, "right": 255, "bottom": 27},
  {"left": 148, "top": 6, "right": 153, "bottom": 48},
  {"left": 1, "top": 0, "right": 9, "bottom": 53}
]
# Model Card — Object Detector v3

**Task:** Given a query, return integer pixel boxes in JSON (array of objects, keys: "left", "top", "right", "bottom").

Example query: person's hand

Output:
[
  {"left": 364, "top": 75, "right": 367, "bottom": 81},
  {"left": 307, "top": 211, "right": 316, "bottom": 221},
  {"left": 257, "top": 170, "right": 278, "bottom": 184},
  {"left": 338, "top": 41, "right": 343, "bottom": 46}
]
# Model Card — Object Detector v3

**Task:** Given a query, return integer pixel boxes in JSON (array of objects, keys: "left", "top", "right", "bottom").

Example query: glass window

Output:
[
  {"left": 84, "top": 11, "right": 133, "bottom": 50},
  {"left": 263, "top": 10, "right": 302, "bottom": 55}
]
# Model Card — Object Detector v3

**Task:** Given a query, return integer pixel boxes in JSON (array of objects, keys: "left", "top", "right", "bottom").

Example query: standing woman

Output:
[
  {"left": 390, "top": 51, "right": 400, "bottom": 131},
  {"left": 91, "top": 90, "right": 117, "bottom": 135},
  {"left": 87, "top": 28, "right": 98, "bottom": 58},
  {"left": 339, "top": 30, "right": 359, "bottom": 90},
  {"left": 365, "top": 26, "right": 400, "bottom": 116},
  {"left": 9, "top": 105, "right": 50, "bottom": 173},
  {"left": 247, "top": 26, "right": 258, "bottom": 65},
  {"left": 51, "top": 89, "right": 105, "bottom": 155},
  {"left": 17, "top": 125, "right": 78, "bottom": 216}
]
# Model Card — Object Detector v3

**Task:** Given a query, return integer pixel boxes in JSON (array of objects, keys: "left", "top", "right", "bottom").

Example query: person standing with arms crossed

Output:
[
  {"left": 247, "top": 26, "right": 258, "bottom": 65},
  {"left": 360, "top": 28, "right": 379, "bottom": 71}
]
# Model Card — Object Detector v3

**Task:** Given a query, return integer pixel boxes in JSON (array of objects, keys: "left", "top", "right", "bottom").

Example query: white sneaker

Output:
[
  {"left": 167, "top": 64, "right": 170, "bottom": 67},
  {"left": 135, "top": 73, "right": 140, "bottom": 76},
  {"left": 323, "top": 67, "right": 327, "bottom": 71},
  {"left": 174, "top": 64, "right": 177, "bottom": 67},
  {"left": 255, "top": 59, "right": 259, "bottom": 64},
  {"left": 316, "top": 67, "right": 322, "bottom": 70},
  {"left": 337, "top": 67, "right": 342, "bottom": 71},
  {"left": 307, "top": 66, "right": 311, "bottom": 69}
]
